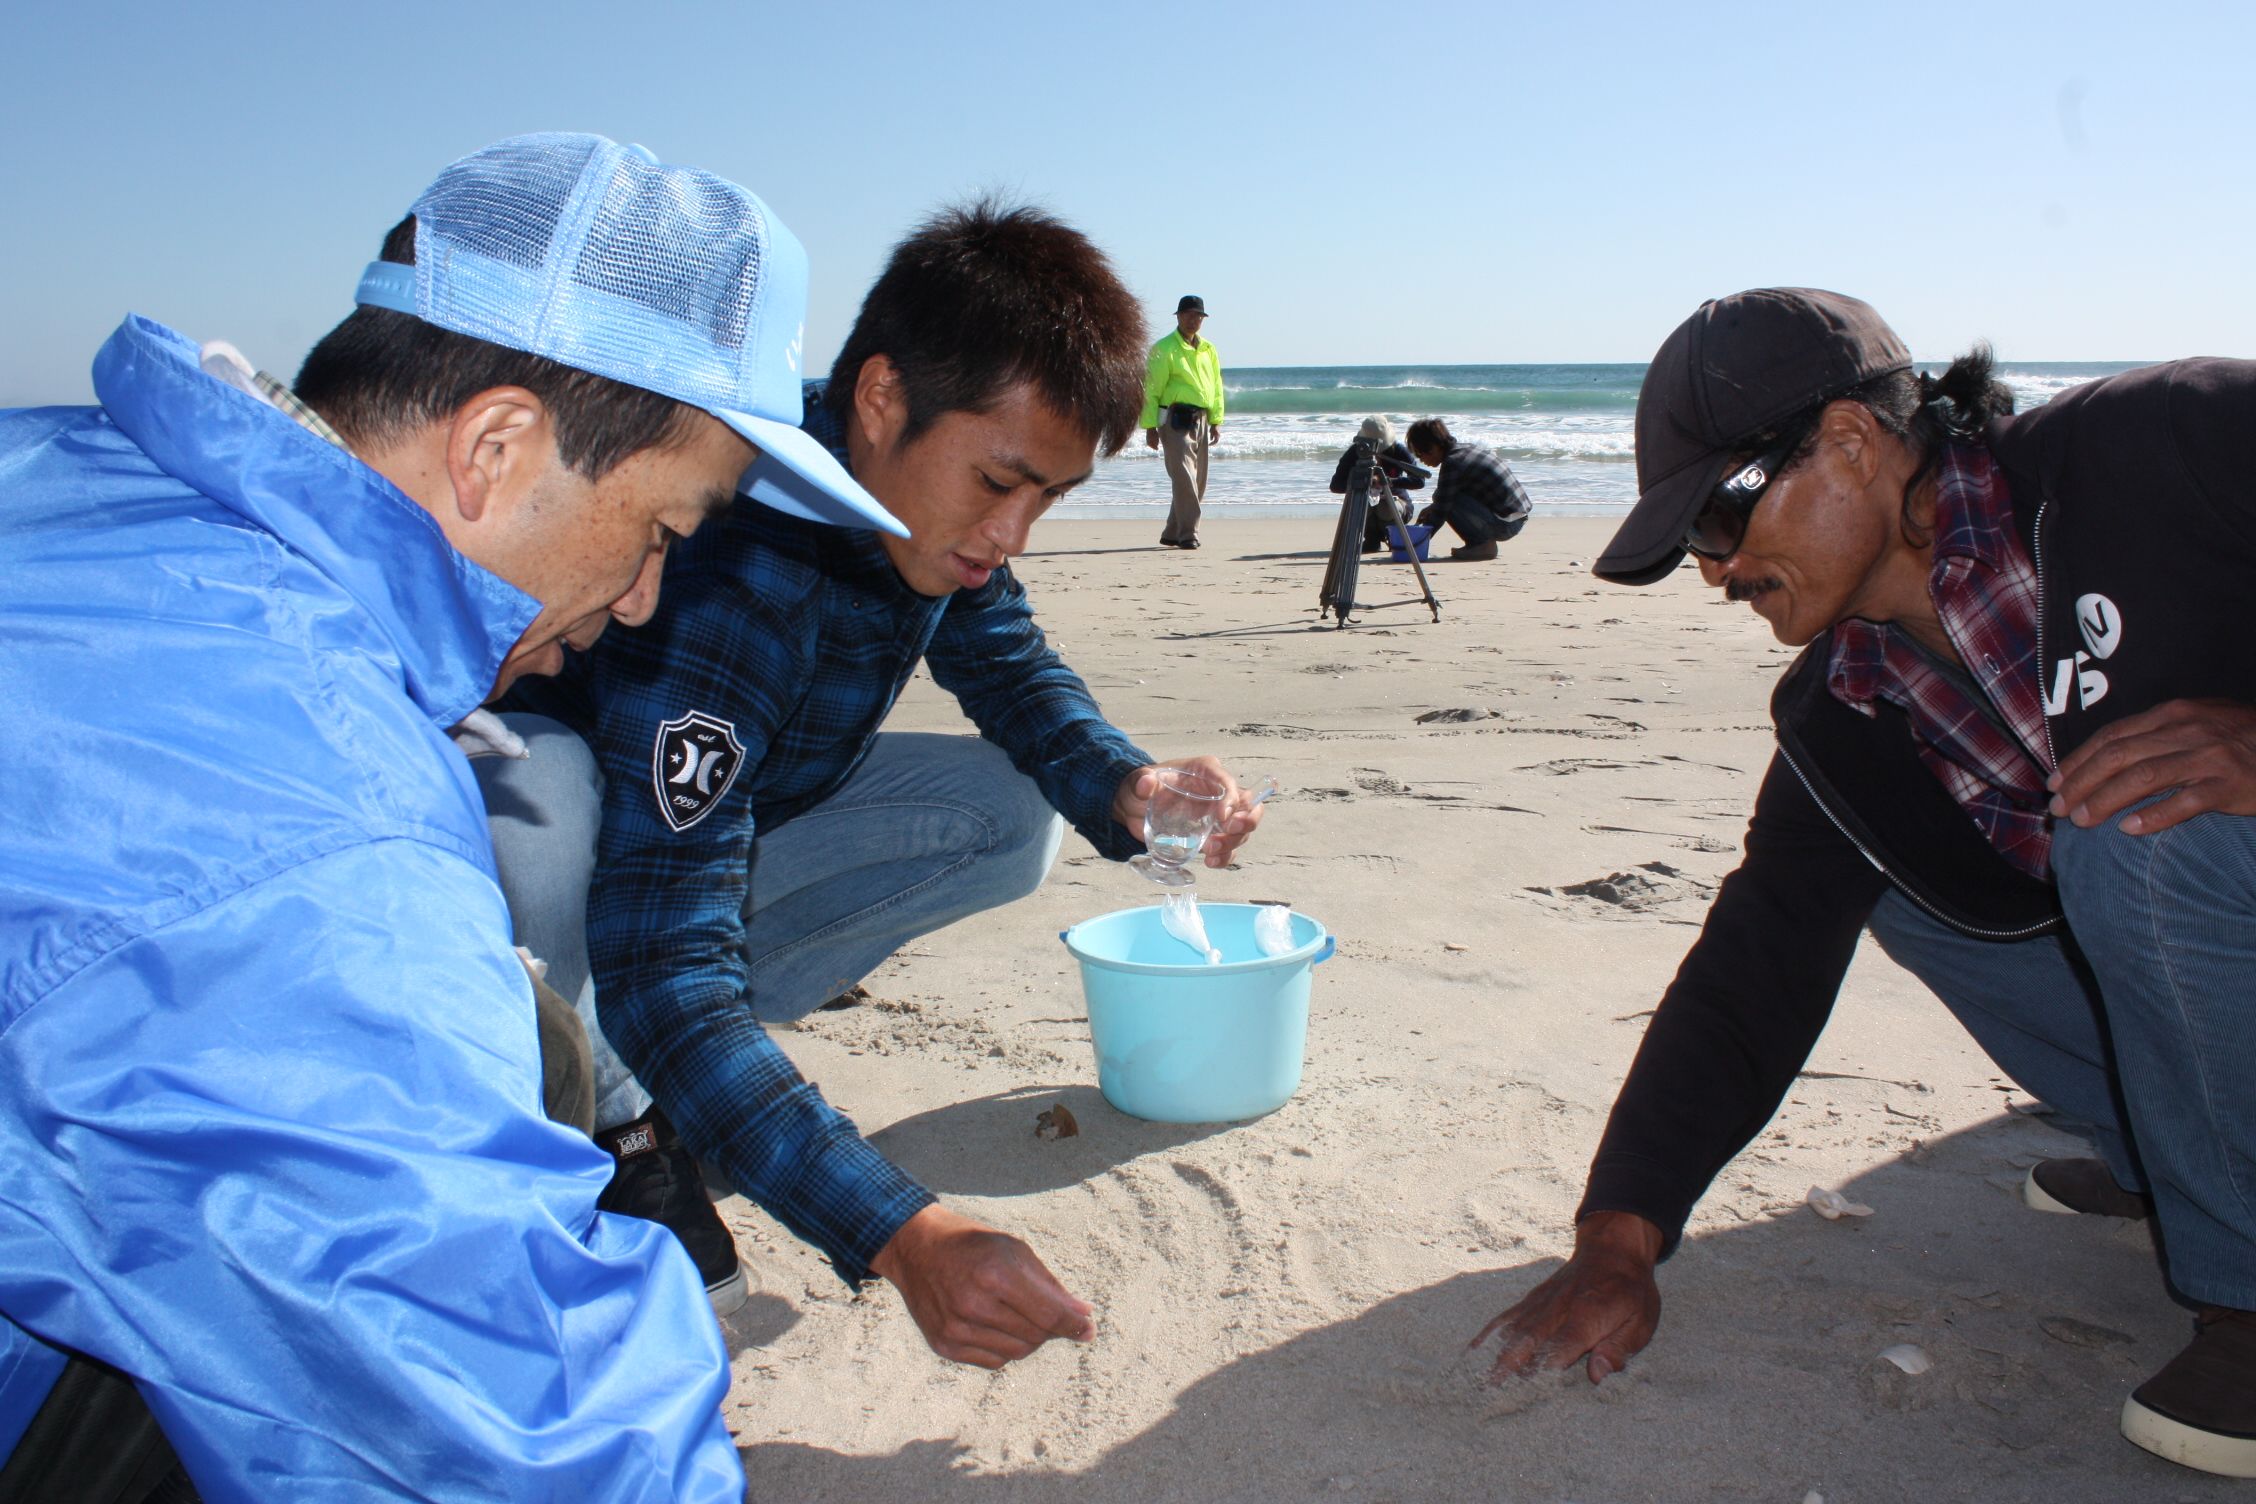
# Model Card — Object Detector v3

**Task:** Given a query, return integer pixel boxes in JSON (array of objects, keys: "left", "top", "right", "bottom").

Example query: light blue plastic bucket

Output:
[{"left": 1059, "top": 903, "right": 1335, "bottom": 1123}]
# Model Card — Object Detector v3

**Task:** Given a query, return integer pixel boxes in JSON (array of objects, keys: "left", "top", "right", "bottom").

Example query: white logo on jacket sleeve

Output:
[
  {"left": 651, "top": 710, "right": 745, "bottom": 832},
  {"left": 2075, "top": 593, "right": 2123, "bottom": 659}
]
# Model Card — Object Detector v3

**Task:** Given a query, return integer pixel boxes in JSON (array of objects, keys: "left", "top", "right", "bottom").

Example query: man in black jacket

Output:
[{"left": 1474, "top": 287, "right": 2256, "bottom": 1479}]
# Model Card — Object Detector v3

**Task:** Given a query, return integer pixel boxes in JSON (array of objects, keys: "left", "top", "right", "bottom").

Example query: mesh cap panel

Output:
[
  {"left": 574, "top": 155, "right": 763, "bottom": 353},
  {"left": 415, "top": 134, "right": 597, "bottom": 273}
]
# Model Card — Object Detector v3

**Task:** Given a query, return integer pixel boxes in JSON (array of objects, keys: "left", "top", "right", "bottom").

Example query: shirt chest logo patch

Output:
[
  {"left": 2044, "top": 595, "right": 2127, "bottom": 718},
  {"left": 651, "top": 710, "right": 745, "bottom": 832},
  {"left": 2075, "top": 593, "right": 2123, "bottom": 660}
]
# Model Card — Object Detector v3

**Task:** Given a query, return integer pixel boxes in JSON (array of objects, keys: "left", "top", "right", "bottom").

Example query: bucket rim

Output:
[{"left": 1060, "top": 902, "right": 1331, "bottom": 976}]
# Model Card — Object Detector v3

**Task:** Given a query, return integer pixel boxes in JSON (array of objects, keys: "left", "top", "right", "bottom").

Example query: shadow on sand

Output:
[
  {"left": 738, "top": 1115, "right": 2235, "bottom": 1502},
  {"left": 868, "top": 1084, "right": 1227, "bottom": 1198}
]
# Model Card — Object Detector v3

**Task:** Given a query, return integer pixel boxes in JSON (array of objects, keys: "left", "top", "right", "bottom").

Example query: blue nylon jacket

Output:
[{"left": 0, "top": 317, "right": 743, "bottom": 1500}]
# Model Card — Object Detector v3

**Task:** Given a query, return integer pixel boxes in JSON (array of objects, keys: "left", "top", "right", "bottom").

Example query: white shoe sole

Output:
[
  {"left": 2022, "top": 1166, "right": 2080, "bottom": 1215},
  {"left": 707, "top": 1263, "right": 749, "bottom": 1319},
  {"left": 2123, "top": 1393, "right": 2256, "bottom": 1477}
]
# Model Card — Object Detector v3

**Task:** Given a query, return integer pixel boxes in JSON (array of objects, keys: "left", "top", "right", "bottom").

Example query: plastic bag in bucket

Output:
[{"left": 1059, "top": 903, "right": 1334, "bottom": 1123}]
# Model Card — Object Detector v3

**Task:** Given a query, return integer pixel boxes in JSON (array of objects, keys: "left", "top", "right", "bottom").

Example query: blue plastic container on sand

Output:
[
  {"left": 1059, "top": 903, "right": 1335, "bottom": 1123},
  {"left": 1386, "top": 523, "right": 1433, "bottom": 562}
]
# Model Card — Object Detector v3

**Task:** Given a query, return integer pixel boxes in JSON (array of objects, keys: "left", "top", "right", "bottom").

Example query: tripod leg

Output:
[
  {"left": 1378, "top": 478, "right": 1442, "bottom": 621},
  {"left": 1319, "top": 488, "right": 1356, "bottom": 617},
  {"left": 1406, "top": 543, "right": 1443, "bottom": 621},
  {"left": 1321, "top": 454, "right": 1373, "bottom": 623},
  {"left": 1334, "top": 485, "right": 1365, "bottom": 624}
]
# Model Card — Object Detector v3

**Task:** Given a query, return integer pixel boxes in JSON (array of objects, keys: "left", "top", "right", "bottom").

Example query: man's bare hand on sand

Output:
[
  {"left": 1470, "top": 1211, "right": 1663, "bottom": 1384},
  {"left": 871, "top": 1203, "right": 1095, "bottom": 1368}
]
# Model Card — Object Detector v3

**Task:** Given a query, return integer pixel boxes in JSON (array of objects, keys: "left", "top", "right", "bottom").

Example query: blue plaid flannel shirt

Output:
[
  {"left": 507, "top": 384, "right": 1151, "bottom": 1283},
  {"left": 1430, "top": 441, "right": 1532, "bottom": 525}
]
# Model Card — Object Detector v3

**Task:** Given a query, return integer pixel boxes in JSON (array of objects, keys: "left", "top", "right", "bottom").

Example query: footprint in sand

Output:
[{"left": 1525, "top": 861, "right": 1718, "bottom": 915}]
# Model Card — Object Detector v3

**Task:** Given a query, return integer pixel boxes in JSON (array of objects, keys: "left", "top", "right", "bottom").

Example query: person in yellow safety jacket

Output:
[{"left": 1139, "top": 294, "right": 1225, "bottom": 548}]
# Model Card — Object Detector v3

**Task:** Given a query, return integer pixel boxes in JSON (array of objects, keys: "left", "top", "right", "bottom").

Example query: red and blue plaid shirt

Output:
[{"left": 1826, "top": 443, "right": 2055, "bottom": 879}]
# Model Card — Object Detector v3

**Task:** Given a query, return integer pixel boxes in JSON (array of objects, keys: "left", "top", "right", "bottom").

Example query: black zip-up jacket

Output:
[{"left": 1579, "top": 358, "right": 2256, "bottom": 1254}]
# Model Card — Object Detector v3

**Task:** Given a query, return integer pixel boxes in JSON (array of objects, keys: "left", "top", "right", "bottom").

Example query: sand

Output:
[{"left": 710, "top": 518, "right": 2230, "bottom": 1502}]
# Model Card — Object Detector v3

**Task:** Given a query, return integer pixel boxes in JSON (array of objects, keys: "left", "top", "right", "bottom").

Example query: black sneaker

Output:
[
  {"left": 2023, "top": 1158, "right": 2154, "bottom": 1219},
  {"left": 2122, "top": 1307, "right": 2256, "bottom": 1477},
  {"left": 594, "top": 1109, "right": 748, "bottom": 1317}
]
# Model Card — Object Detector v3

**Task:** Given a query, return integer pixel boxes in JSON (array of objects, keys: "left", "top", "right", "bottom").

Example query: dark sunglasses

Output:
[{"left": 1681, "top": 440, "right": 1796, "bottom": 562}]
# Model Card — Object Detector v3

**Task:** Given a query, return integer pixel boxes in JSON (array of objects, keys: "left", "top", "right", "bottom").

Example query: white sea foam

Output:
[{"left": 1064, "top": 362, "right": 2140, "bottom": 519}]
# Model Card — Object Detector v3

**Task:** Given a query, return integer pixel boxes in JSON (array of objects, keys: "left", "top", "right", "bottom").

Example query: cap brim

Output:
[
  {"left": 1592, "top": 449, "right": 1736, "bottom": 586},
  {"left": 718, "top": 410, "right": 909, "bottom": 538}
]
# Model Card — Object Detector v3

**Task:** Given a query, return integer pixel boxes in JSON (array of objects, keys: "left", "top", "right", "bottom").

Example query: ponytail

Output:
[{"left": 1912, "top": 343, "right": 2016, "bottom": 442}]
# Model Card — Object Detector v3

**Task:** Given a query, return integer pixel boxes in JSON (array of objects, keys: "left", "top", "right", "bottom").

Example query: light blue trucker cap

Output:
[{"left": 353, "top": 132, "right": 905, "bottom": 537}]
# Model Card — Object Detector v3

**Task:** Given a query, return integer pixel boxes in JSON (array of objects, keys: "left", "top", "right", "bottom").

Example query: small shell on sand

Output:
[
  {"left": 1443, "top": 942, "right": 1468, "bottom": 952},
  {"left": 1877, "top": 1343, "right": 1931, "bottom": 1375},
  {"left": 1035, "top": 1103, "right": 1080, "bottom": 1140},
  {"left": 1806, "top": 1185, "right": 1875, "bottom": 1221}
]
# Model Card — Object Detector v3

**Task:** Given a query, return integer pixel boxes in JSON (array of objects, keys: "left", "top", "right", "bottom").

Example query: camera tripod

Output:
[{"left": 1318, "top": 443, "right": 1442, "bottom": 626}]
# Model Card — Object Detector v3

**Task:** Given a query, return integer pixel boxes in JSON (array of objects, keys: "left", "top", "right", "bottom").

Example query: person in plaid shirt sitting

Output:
[{"left": 480, "top": 201, "right": 1266, "bottom": 1371}]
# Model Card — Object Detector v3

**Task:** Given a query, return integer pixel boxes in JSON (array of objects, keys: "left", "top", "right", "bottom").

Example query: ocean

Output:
[{"left": 1055, "top": 362, "right": 2148, "bottom": 520}]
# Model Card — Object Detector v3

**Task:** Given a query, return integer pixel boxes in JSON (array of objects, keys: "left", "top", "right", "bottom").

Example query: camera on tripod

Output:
[
  {"left": 1321, "top": 436, "right": 1441, "bottom": 626},
  {"left": 1345, "top": 436, "right": 1429, "bottom": 531}
]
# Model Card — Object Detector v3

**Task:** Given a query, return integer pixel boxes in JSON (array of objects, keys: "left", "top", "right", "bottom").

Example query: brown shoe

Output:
[
  {"left": 2023, "top": 1158, "right": 2154, "bottom": 1219},
  {"left": 1448, "top": 540, "right": 1498, "bottom": 562},
  {"left": 2122, "top": 1307, "right": 2256, "bottom": 1477}
]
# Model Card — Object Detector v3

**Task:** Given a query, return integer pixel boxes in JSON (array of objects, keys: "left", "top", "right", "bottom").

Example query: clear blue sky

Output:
[{"left": 4, "top": 0, "right": 2250, "bottom": 405}]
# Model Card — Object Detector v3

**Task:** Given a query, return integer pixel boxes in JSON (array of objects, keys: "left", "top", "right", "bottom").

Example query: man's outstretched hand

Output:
[
  {"left": 1469, "top": 1212, "right": 1663, "bottom": 1384},
  {"left": 870, "top": 1204, "right": 1095, "bottom": 1368}
]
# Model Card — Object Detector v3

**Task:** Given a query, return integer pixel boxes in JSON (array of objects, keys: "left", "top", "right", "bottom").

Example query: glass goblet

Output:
[{"left": 1126, "top": 767, "right": 1226, "bottom": 889}]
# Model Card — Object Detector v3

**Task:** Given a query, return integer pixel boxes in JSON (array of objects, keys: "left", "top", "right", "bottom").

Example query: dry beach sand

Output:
[{"left": 712, "top": 517, "right": 2229, "bottom": 1503}]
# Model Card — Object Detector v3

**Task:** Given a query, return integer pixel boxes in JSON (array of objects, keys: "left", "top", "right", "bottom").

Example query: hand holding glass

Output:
[{"left": 1128, "top": 767, "right": 1227, "bottom": 888}]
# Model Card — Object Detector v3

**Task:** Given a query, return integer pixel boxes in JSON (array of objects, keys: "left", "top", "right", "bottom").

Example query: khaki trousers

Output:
[{"left": 1157, "top": 413, "right": 1211, "bottom": 543}]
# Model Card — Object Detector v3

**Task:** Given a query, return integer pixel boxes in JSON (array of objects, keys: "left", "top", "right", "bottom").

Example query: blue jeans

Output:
[
  {"left": 1418, "top": 498, "right": 1526, "bottom": 548},
  {"left": 475, "top": 715, "right": 1066, "bottom": 1130},
  {"left": 1868, "top": 803, "right": 2256, "bottom": 1309}
]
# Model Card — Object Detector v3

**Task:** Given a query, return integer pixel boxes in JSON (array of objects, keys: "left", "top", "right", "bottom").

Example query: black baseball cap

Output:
[
  {"left": 1594, "top": 287, "right": 1911, "bottom": 585},
  {"left": 1176, "top": 295, "right": 1207, "bottom": 315}
]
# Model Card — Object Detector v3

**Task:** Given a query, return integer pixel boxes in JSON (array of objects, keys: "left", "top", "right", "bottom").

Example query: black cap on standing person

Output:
[{"left": 1594, "top": 288, "right": 1912, "bottom": 586}]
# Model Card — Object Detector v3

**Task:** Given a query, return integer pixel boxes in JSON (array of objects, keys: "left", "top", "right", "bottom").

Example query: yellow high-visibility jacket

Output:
[{"left": 1139, "top": 330, "right": 1225, "bottom": 430}]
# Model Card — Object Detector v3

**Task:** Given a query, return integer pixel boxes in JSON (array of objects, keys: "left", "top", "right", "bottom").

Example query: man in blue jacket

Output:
[{"left": 0, "top": 133, "right": 898, "bottom": 1500}]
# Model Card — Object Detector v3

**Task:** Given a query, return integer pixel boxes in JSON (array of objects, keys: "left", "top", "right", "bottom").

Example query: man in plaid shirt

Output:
[
  {"left": 484, "top": 202, "right": 1266, "bottom": 1368},
  {"left": 1406, "top": 417, "right": 1533, "bottom": 562}
]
